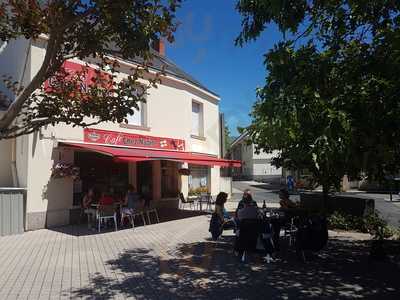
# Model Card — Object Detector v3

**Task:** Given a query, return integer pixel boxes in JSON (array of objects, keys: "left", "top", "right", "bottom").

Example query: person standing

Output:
[{"left": 287, "top": 175, "right": 295, "bottom": 192}]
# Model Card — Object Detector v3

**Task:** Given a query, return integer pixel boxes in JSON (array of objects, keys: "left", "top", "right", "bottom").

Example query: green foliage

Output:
[
  {"left": 328, "top": 211, "right": 395, "bottom": 240},
  {"left": 236, "top": 0, "right": 400, "bottom": 191},
  {"left": 0, "top": 0, "right": 182, "bottom": 139},
  {"left": 224, "top": 125, "right": 231, "bottom": 151}
]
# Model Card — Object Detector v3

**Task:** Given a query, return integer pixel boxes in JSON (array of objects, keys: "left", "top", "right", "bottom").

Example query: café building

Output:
[{"left": 0, "top": 37, "right": 239, "bottom": 230}]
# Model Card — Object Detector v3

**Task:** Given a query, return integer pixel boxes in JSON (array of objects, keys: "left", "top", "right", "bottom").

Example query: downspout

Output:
[
  {"left": 10, "top": 39, "right": 32, "bottom": 187},
  {"left": 11, "top": 138, "right": 19, "bottom": 187}
]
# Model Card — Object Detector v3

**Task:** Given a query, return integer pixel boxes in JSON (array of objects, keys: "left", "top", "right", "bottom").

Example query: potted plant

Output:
[{"left": 51, "top": 163, "right": 80, "bottom": 180}]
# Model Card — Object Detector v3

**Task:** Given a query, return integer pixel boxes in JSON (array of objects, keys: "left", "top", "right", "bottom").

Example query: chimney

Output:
[{"left": 152, "top": 38, "right": 165, "bottom": 56}]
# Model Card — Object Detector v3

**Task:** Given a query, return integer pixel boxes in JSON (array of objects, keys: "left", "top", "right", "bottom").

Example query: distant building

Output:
[{"left": 229, "top": 133, "right": 282, "bottom": 182}]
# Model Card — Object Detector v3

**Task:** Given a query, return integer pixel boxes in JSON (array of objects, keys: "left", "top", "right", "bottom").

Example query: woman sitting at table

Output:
[
  {"left": 124, "top": 185, "right": 143, "bottom": 210},
  {"left": 121, "top": 185, "right": 143, "bottom": 223},
  {"left": 214, "top": 192, "right": 236, "bottom": 229}
]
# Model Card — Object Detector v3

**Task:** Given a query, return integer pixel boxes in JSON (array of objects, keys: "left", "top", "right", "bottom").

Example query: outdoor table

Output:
[
  {"left": 91, "top": 201, "right": 122, "bottom": 208},
  {"left": 198, "top": 194, "right": 213, "bottom": 211}
]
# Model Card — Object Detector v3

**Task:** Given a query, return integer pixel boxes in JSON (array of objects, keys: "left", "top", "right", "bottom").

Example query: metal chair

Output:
[
  {"left": 179, "top": 192, "right": 195, "bottom": 210},
  {"left": 133, "top": 200, "right": 148, "bottom": 227},
  {"left": 284, "top": 217, "right": 298, "bottom": 246},
  {"left": 143, "top": 199, "right": 159, "bottom": 225},
  {"left": 97, "top": 204, "right": 117, "bottom": 232}
]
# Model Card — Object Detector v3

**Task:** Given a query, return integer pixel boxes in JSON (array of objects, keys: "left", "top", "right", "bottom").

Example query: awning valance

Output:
[{"left": 61, "top": 142, "right": 241, "bottom": 168}]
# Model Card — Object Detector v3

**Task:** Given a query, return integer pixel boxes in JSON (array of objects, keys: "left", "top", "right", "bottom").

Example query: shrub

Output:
[
  {"left": 328, "top": 211, "right": 352, "bottom": 231},
  {"left": 328, "top": 210, "right": 394, "bottom": 240}
]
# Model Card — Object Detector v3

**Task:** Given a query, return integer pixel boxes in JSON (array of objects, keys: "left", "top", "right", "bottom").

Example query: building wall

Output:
[
  {"left": 15, "top": 135, "right": 29, "bottom": 188},
  {"left": 0, "top": 138, "right": 12, "bottom": 187},
  {"left": 21, "top": 40, "right": 222, "bottom": 229},
  {"left": 0, "top": 38, "right": 30, "bottom": 101},
  {"left": 230, "top": 138, "right": 282, "bottom": 181}
]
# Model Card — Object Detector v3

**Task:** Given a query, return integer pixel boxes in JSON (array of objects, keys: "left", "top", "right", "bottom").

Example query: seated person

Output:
[
  {"left": 235, "top": 189, "right": 258, "bottom": 219},
  {"left": 237, "top": 201, "right": 259, "bottom": 221},
  {"left": 99, "top": 191, "right": 114, "bottom": 208},
  {"left": 279, "top": 189, "right": 297, "bottom": 209},
  {"left": 82, "top": 188, "right": 95, "bottom": 209},
  {"left": 121, "top": 185, "right": 143, "bottom": 215},
  {"left": 82, "top": 188, "right": 96, "bottom": 228},
  {"left": 234, "top": 201, "right": 261, "bottom": 257},
  {"left": 214, "top": 192, "right": 236, "bottom": 229}
]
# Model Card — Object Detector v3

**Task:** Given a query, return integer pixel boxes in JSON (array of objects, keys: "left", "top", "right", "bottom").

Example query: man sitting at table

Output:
[
  {"left": 99, "top": 190, "right": 114, "bottom": 207},
  {"left": 237, "top": 200, "right": 259, "bottom": 221},
  {"left": 235, "top": 189, "right": 258, "bottom": 218}
]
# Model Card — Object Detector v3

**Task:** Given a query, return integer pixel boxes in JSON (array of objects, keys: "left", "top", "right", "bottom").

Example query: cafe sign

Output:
[{"left": 84, "top": 128, "right": 186, "bottom": 151}]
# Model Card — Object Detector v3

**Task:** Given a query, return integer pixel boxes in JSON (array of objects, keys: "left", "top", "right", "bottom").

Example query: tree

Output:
[
  {"left": 224, "top": 124, "right": 231, "bottom": 151},
  {"left": 0, "top": 0, "right": 181, "bottom": 139},
  {"left": 236, "top": 0, "right": 400, "bottom": 200}
]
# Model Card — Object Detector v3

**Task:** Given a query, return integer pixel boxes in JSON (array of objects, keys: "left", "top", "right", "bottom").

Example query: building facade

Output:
[
  {"left": 0, "top": 37, "right": 236, "bottom": 230},
  {"left": 229, "top": 133, "right": 282, "bottom": 182}
]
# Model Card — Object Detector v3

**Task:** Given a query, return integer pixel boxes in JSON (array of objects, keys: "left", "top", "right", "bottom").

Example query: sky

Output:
[{"left": 166, "top": 1, "right": 284, "bottom": 137}]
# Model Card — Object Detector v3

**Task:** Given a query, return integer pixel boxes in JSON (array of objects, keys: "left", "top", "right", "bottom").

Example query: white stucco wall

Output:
[
  {"left": 231, "top": 138, "right": 282, "bottom": 179},
  {"left": 0, "top": 38, "right": 30, "bottom": 101},
  {"left": 15, "top": 135, "right": 29, "bottom": 188},
  {"left": 253, "top": 159, "right": 282, "bottom": 176},
  {"left": 0, "top": 138, "right": 12, "bottom": 187}
]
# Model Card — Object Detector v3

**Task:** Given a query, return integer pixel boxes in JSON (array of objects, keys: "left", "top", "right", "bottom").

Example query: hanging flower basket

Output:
[
  {"left": 51, "top": 163, "right": 80, "bottom": 180},
  {"left": 178, "top": 168, "right": 191, "bottom": 176}
]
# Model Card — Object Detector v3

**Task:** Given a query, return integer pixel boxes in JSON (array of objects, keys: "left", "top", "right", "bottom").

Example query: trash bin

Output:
[{"left": 0, "top": 188, "right": 26, "bottom": 236}]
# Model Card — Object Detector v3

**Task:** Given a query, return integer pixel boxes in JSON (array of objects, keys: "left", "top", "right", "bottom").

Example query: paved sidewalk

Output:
[{"left": 0, "top": 215, "right": 399, "bottom": 299}]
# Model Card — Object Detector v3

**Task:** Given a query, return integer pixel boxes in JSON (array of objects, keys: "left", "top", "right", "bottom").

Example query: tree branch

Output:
[{"left": 0, "top": 33, "right": 62, "bottom": 132}]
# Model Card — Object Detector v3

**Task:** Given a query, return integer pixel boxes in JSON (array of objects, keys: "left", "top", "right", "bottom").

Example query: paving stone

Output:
[{"left": 0, "top": 214, "right": 399, "bottom": 299}]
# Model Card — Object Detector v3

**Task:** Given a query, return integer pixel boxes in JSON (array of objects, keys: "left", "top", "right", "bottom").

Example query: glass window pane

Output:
[
  {"left": 127, "top": 103, "right": 142, "bottom": 126},
  {"left": 192, "top": 102, "right": 200, "bottom": 135}
]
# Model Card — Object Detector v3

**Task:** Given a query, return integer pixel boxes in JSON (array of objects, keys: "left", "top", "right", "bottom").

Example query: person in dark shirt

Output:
[{"left": 235, "top": 189, "right": 258, "bottom": 218}]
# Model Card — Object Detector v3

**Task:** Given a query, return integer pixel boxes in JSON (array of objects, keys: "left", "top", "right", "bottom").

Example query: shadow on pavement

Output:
[
  {"left": 70, "top": 234, "right": 400, "bottom": 299},
  {"left": 50, "top": 208, "right": 209, "bottom": 237}
]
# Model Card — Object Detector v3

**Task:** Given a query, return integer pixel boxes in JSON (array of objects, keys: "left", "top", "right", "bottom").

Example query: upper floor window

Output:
[
  {"left": 126, "top": 102, "right": 145, "bottom": 126},
  {"left": 191, "top": 101, "right": 204, "bottom": 137}
]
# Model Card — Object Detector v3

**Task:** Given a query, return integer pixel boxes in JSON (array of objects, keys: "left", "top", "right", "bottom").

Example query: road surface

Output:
[{"left": 232, "top": 181, "right": 400, "bottom": 228}]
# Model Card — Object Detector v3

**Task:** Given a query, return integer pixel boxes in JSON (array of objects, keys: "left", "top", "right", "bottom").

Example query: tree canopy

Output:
[
  {"left": 237, "top": 0, "right": 400, "bottom": 193},
  {"left": 0, "top": 0, "right": 181, "bottom": 139}
]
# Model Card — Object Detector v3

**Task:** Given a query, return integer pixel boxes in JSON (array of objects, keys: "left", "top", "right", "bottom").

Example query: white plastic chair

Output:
[{"left": 97, "top": 204, "right": 117, "bottom": 232}]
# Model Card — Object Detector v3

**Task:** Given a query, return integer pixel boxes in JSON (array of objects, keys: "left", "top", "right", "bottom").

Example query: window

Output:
[
  {"left": 126, "top": 102, "right": 146, "bottom": 127},
  {"left": 191, "top": 101, "right": 203, "bottom": 137},
  {"left": 189, "top": 165, "right": 209, "bottom": 194}
]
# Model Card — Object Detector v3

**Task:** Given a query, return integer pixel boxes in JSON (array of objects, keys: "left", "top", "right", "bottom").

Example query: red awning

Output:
[{"left": 61, "top": 142, "right": 241, "bottom": 168}]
